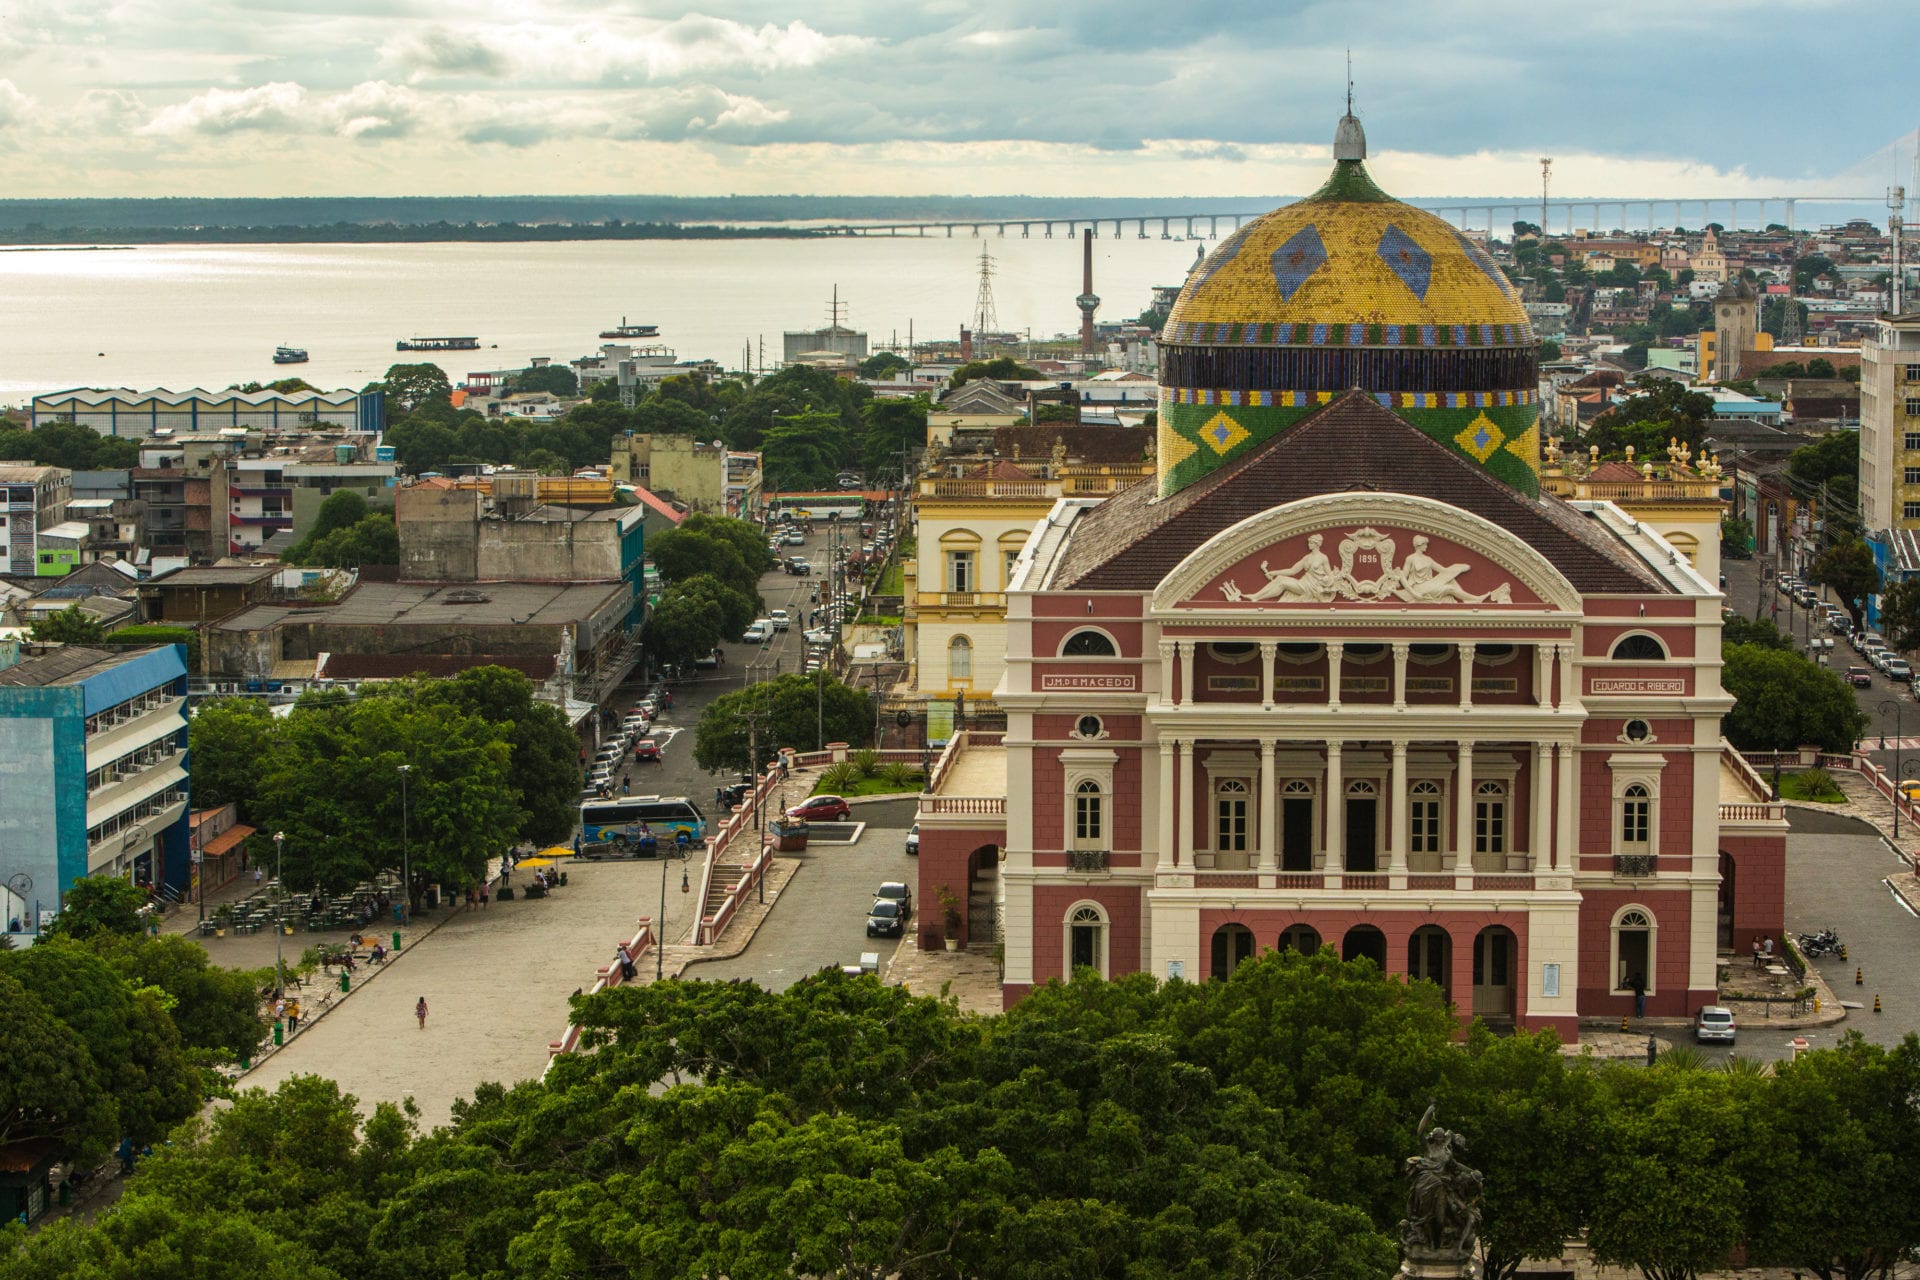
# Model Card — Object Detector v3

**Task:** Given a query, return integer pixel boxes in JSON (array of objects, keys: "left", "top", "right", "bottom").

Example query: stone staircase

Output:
[{"left": 704, "top": 861, "right": 746, "bottom": 916}]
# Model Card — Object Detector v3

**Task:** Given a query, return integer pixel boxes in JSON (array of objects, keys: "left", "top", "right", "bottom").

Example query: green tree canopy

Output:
[
  {"left": 289, "top": 513, "right": 400, "bottom": 568},
  {"left": 1721, "top": 643, "right": 1868, "bottom": 752},
  {"left": 400, "top": 666, "right": 583, "bottom": 845},
  {"left": 0, "top": 970, "right": 116, "bottom": 1165},
  {"left": 82, "top": 932, "right": 266, "bottom": 1065},
  {"left": 509, "top": 364, "right": 579, "bottom": 397},
  {"left": 1809, "top": 537, "right": 1877, "bottom": 631},
  {"left": 856, "top": 351, "right": 910, "bottom": 380},
  {"left": 188, "top": 697, "right": 279, "bottom": 815},
  {"left": 860, "top": 395, "right": 928, "bottom": 478},
  {"left": 1721, "top": 615, "right": 1790, "bottom": 650},
  {"left": 648, "top": 527, "right": 758, "bottom": 599},
  {"left": 0, "top": 421, "right": 140, "bottom": 470},
  {"left": 693, "top": 673, "right": 876, "bottom": 772},
  {"left": 27, "top": 605, "right": 105, "bottom": 646},
  {"left": 374, "top": 363, "right": 452, "bottom": 413},
  {"left": 41, "top": 875, "right": 148, "bottom": 942},
  {"left": 642, "top": 591, "right": 725, "bottom": 672},
  {"left": 950, "top": 356, "right": 1041, "bottom": 388}
]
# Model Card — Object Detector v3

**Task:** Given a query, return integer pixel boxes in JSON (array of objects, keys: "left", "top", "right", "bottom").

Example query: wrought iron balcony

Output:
[
  {"left": 1069, "top": 848, "right": 1109, "bottom": 872},
  {"left": 1613, "top": 853, "right": 1656, "bottom": 878}
]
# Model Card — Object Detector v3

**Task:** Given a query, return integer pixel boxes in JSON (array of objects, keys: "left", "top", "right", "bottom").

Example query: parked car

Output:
[
  {"left": 905, "top": 822, "right": 919, "bottom": 856},
  {"left": 786, "top": 557, "right": 811, "bottom": 575},
  {"left": 692, "top": 648, "right": 721, "bottom": 669},
  {"left": 633, "top": 738, "right": 661, "bottom": 762},
  {"left": 865, "top": 898, "right": 906, "bottom": 937},
  {"left": 872, "top": 880, "right": 913, "bottom": 919},
  {"left": 742, "top": 620, "right": 773, "bottom": 643},
  {"left": 1889, "top": 658, "right": 1913, "bottom": 681},
  {"left": 770, "top": 609, "right": 791, "bottom": 631},
  {"left": 787, "top": 794, "right": 851, "bottom": 822},
  {"left": 1695, "top": 1005, "right": 1737, "bottom": 1044},
  {"left": 1847, "top": 666, "right": 1874, "bottom": 687},
  {"left": 784, "top": 530, "right": 806, "bottom": 546}
]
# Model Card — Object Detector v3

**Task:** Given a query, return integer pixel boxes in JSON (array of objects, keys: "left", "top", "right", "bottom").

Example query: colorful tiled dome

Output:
[{"left": 1156, "top": 115, "right": 1540, "bottom": 497}]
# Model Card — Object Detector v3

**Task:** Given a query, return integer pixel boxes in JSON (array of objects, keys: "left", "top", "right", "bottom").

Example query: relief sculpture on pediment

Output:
[{"left": 1219, "top": 526, "right": 1513, "bottom": 605}]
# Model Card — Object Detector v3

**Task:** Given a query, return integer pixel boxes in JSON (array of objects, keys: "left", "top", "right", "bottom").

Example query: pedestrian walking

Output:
[
  {"left": 273, "top": 997, "right": 286, "bottom": 1023},
  {"left": 1751, "top": 937, "right": 1763, "bottom": 969},
  {"left": 616, "top": 942, "right": 637, "bottom": 982},
  {"left": 254, "top": 867, "right": 264, "bottom": 887},
  {"left": 415, "top": 996, "right": 428, "bottom": 1030},
  {"left": 1629, "top": 971, "right": 1647, "bottom": 1019},
  {"left": 1762, "top": 936, "right": 1774, "bottom": 963},
  {"left": 287, "top": 1000, "right": 301, "bottom": 1034},
  {"left": 479, "top": 884, "right": 489, "bottom": 909}
]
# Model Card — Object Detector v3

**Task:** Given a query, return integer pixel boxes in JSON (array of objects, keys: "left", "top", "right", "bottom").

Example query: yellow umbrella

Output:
[
  {"left": 518, "top": 856, "right": 559, "bottom": 869},
  {"left": 537, "top": 846, "right": 577, "bottom": 860}
]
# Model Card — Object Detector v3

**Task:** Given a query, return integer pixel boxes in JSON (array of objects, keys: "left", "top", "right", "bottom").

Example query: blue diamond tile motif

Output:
[
  {"left": 1191, "top": 224, "right": 1253, "bottom": 289},
  {"left": 1269, "top": 225, "right": 1327, "bottom": 301},
  {"left": 1376, "top": 223, "right": 1433, "bottom": 300}
]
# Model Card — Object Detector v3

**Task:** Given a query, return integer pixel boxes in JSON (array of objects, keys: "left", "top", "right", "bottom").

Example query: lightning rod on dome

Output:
[{"left": 1333, "top": 54, "right": 1366, "bottom": 162}]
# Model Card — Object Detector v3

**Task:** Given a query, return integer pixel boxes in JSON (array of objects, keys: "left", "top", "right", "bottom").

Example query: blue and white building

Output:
[{"left": 0, "top": 645, "right": 190, "bottom": 939}]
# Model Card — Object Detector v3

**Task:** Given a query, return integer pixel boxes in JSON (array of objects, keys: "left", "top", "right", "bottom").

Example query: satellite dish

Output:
[{"left": 712, "top": 439, "right": 723, "bottom": 448}]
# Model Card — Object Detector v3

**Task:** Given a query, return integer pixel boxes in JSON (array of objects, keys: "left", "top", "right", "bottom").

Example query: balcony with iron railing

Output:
[{"left": 1068, "top": 848, "right": 1109, "bottom": 872}]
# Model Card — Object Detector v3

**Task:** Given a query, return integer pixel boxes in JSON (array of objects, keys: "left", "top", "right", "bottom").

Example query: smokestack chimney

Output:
[
  {"left": 959, "top": 327, "right": 973, "bottom": 361},
  {"left": 1076, "top": 229, "right": 1100, "bottom": 354}
]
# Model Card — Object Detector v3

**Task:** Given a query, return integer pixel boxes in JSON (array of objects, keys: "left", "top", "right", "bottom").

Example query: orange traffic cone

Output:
[
  {"left": 1621, "top": 1014, "right": 1630, "bottom": 1032},
  {"left": 1856, "top": 966, "right": 1864, "bottom": 985},
  {"left": 1875, "top": 993, "right": 1883, "bottom": 1014}
]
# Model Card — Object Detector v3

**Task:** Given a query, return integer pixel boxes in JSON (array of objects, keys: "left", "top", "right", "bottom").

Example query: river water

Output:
[{"left": 0, "top": 235, "right": 1208, "bottom": 402}]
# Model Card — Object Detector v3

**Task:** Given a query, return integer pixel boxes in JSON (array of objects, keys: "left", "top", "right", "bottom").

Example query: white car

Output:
[
  {"left": 770, "top": 609, "right": 791, "bottom": 631},
  {"left": 742, "top": 620, "right": 773, "bottom": 643}
]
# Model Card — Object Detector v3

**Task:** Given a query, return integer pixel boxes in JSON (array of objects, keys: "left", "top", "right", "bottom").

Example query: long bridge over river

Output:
[{"left": 811, "top": 194, "right": 1888, "bottom": 240}]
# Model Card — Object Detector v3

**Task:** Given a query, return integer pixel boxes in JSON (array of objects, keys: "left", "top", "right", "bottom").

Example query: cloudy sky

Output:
[{"left": 1, "top": 0, "right": 1914, "bottom": 199}]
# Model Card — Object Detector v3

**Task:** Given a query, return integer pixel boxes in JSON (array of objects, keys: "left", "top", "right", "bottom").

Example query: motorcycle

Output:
[{"left": 1797, "top": 929, "right": 1847, "bottom": 960}]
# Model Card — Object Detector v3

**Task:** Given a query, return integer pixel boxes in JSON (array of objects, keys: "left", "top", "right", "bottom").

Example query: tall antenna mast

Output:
[
  {"left": 1891, "top": 182, "right": 1907, "bottom": 316},
  {"left": 1781, "top": 202, "right": 1804, "bottom": 343},
  {"left": 1346, "top": 49, "right": 1352, "bottom": 116},
  {"left": 972, "top": 244, "right": 999, "bottom": 346},
  {"left": 1539, "top": 158, "right": 1552, "bottom": 236},
  {"left": 826, "top": 284, "right": 847, "bottom": 330}
]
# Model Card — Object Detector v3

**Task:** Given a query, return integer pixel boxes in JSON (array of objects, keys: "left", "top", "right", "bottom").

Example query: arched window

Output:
[
  {"left": 1074, "top": 779, "right": 1104, "bottom": 844},
  {"left": 1620, "top": 783, "right": 1651, "bottom": 851},
  {"left": 1215, "top": 778, "right": 1250, "bottom": 853},
  {"left": 1610, "top": 633, "right": 1667, "bottom": 661},
  {"left": 1067, "top": 903, "right": 1106, "bottom": 976},
  {"left": 1211, "top": 923, "right": 1255, "bottom": 979},
  {"left": 1474, "top": 780, "right": 1507, "bottom": 857},
  {"left": 948, "top": 634, "right": 972, "bottom": 681},
  {"left": 1409, "top": 779, "right": 1443, "bottom": 856},
  {"left": 1061, "top": 629, "right": 1117, "bottom": 657}
]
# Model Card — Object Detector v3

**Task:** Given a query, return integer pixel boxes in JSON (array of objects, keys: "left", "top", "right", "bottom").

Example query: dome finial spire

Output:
[{"left": 1333, "top": 53, "right": 1366, "bottom": 161}]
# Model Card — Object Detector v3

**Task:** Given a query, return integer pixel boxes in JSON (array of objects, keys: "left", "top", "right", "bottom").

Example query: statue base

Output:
[{"left": 1398, "top": 1255, "right": 1481, "bottom": 1280}]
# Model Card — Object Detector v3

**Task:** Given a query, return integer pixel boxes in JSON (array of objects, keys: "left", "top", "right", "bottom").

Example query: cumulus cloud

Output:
[
  {"left": 139, "top": 80, "right": 429, "bottom": 141},
  {"left": 382, "top": 15, "right": 869, "bottom": 85},
  {"left": 0, "top": 80, "right": 32, "bottom": 128}
]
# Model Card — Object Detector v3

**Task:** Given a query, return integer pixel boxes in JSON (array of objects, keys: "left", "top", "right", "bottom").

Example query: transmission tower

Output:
[
  {"left": 1539, "top": 158, "right": 1551, "bottom": 236},
  {"left": 1781, "top": 203, "right": 1804, "bottom": 344},
  {"left": 972, "top": 244, "right": 999, "bottom": 344}
]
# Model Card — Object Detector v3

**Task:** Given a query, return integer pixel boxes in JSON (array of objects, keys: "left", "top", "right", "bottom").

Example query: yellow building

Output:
[
  {"left": 608, "top": 434, "right": 762, "bottom": 516},
  {"left": 1539, "top": 437, "right": 1729, "bottom": 586}
]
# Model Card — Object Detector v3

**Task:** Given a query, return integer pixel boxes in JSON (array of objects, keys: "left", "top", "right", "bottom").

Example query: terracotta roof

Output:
[
  {"left": 991, "top": 425, "right": 1153, "bottom": 466},
  {"left": 1051, "top": 390, "right": 1668, "bottom": 594},
  {"left": 316, "top": 653, "right": 558, "bottom": 681},
  {"left": 969, "top": 460, "right": 1037, "bottom": 481},
  {"left": 629, "top": 485, "right": 685, "bottom": 524},
  {"left": 200, "top": 823, "right": 256, "bottom": 857},
  {"left": 1587, "top": 461, "right": 1644, "bottom": 481}
]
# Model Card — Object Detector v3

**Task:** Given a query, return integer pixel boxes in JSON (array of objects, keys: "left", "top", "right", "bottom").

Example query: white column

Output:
[
  {"left": 1392, "top": 641, "right": 1410, "bottom": 712},
  {"left": 1324, "top": 739, "right": 1344, "bottom": 872},
  {"left": 1158, "top": 640, "right": 1175, "bottom": 707},
  {"left": 1555, "top": 642, "right": 1575, "bottom": 711},
  {"left": 1529, "top": 741, "right": 1549, "bottom": 872},
  {"left": 1458, "top": 641, "right": 1477, "bottom": 711},
  {"left": 1176, "top": 738, "right": 1194, "bottom": 866},
  {"left": 1259, "top": 738, "right": 1278, "bottom": 871},
  {"left": 1260, "top": 640, "right": 1278, "bottom": 711},
  {"left": 1534, "top": 644, "right": 1553, "bottom": 707},
  {"left": 1178, "top": 641, "right": 1195, "bottom": 710},
  {"left": 1555, "top": 740, "right": 1577, "bottom": 869},
  {"left": 1327, "top": 642, "right": 1345, "bottom": 711},
  {"left": 1454, "top": 739, "right": 1475, "bottom": 872},
  {"left": 1389, "top": 738, "right": 1409, "bottom": 876},
  {"left": 1157, "top": 738, "right": 1176, "bottom": 866}
]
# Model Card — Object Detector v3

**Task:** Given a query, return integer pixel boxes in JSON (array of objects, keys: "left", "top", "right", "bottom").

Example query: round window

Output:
[
  {"left": 1475, "top": 643, "right": 1517, "bottom": 665},
  {"left": 1209, "top": 642, "right": 1258, "bottom": 665},
  {"left": 1075, "top": 715, "right": 1104, "bottom": 739},
  {"left": 1624, "top": 719, "right": 1651, "bottom": 742}
]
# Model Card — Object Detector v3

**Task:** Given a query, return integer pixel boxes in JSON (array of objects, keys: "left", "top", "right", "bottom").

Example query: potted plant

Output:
[{"left": 938, "top": 885, "right": 963, "bottom": 952}]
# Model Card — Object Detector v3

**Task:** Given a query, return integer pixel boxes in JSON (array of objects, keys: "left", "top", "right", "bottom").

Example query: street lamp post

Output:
[
  {"left": 1883, "top": 699, "right": 1905, "bottom": 839},
  {"left": 656, "top": 843, "right": 691, "bottom": 981},
  {"left": 397, "top": 764, "right": 411, "bottom": 923},
  {"left": 272, "top": 831, "right": 286, "bottom": 996}
]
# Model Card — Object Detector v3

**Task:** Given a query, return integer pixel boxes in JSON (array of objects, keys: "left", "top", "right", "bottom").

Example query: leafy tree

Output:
[
  {"left": 188, "top": 697, "right": 279, "bottom": 815},
  {"left": 1721, "top": 514, "right": 1753, "bottom": 559},
  {"left": 382, "top": 416, "right": 459, "bottom": 474},
  {"left": 374, "top": 363, "right": 452, "bottom": 413},
  {"left": 761, "top": 409, "right": 849, "bottom": 490},
  {"left": 664, "top": 574, "right": 756, "bottom": 640},
  {"left": 1585, "top": 377, "right": 1716, "bottom": 456},
  {"left": 0, "top": 421, "right": 139, "bottom": 470},
  {"left": 1538, "top": 339, "right": 1562, "bottom": 361},
  {"left": 41, "top": 875, "right": 148, "bottom": 941},
  {"left": 1721, "top": 644, "right": 1869, "bottom": 752},
  {"left": 102, "top": 624, "right": 201, "bottom": 669},
  {"left": 254, "top": 694, "right": 518, "bottom": 903},
  {"left": 856, "top": 351, "right": 910, "bottom": 380},
  {"left": 281, "top": 490, "right": 368, "bottom": 563},
  {"left": 509, "top": 364, "right": 579, "bottom": 397},
  {"left": 860, "top": 395, "right": 928, "bottom": 477},
  {"left": 693, "top": 673, "right": 875, "bottom": 772},
  {"left": 677, "top": 513, "right": 774, "bottom": 577},
  {"left": 28, "top": 605, "right": 105, "bottom": 645},
  {"left": 1880, "top": 576, "right": 1920, "bottom": 652},
  {"left": 404, "top": 666, "right": 582, "bottom": 845},
  {"left": 0, "top": 969, "right": 116, "bottom": 1163},
  {"left": 950, "top": 355, "right": 1041, "bottom": 388},
  {"left": 82, "top": 933, "right": 265, "bottom": 1065},
  {"left": 0, "top": 943, "right": 200, "bottom": 1147},
  {"left": 649, "top": 527, "right": 757, "bottom": 599},
  {"left": 1809, "top": 538, "right": 1878, "bottom": 632},
  {"left": 643, "top": 592, "right": 725, "bottom": 672},
  {"left": 1437, "top": 1027, "right": 1599, "bottom": 1280},
  {"left": 1721, "top": 615, "right": 1790, "bottom": 650},
  {"left": 293, "top": 514, "right": 400, "bottom": 568}
]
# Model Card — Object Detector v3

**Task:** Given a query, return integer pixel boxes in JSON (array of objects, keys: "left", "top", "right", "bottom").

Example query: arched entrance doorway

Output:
[
  {"left": 1211, "top": 923, "right": 1255, "bottom": 979},
  {"left": 1408, "top": 924, "right": 1452, "bottom": 1001},
  {"left": 1342, "top": 924, "right": 1387, "bottom": 970},
  {"left": 1278, "top": 923, "right": 1321, "bottom": 955},
  {"left": 1472, "top": 926, "right": 1517, "bottom": 1022}
]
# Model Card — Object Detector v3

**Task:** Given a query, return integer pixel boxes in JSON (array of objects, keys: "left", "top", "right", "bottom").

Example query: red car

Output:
[
  {"left": 1846, "top": 667, "right": 1873, "bottom": 688},
  {"left": 633, "top": 738, "right": 662, "bottom": 761},
  {"left": 787, "top": 794, "right": 851, "bottom": 822}
]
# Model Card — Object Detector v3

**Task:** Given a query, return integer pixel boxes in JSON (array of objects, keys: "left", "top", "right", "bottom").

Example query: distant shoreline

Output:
[{"left": 0, "top": 224, "right": 829, "bottom": 247}]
